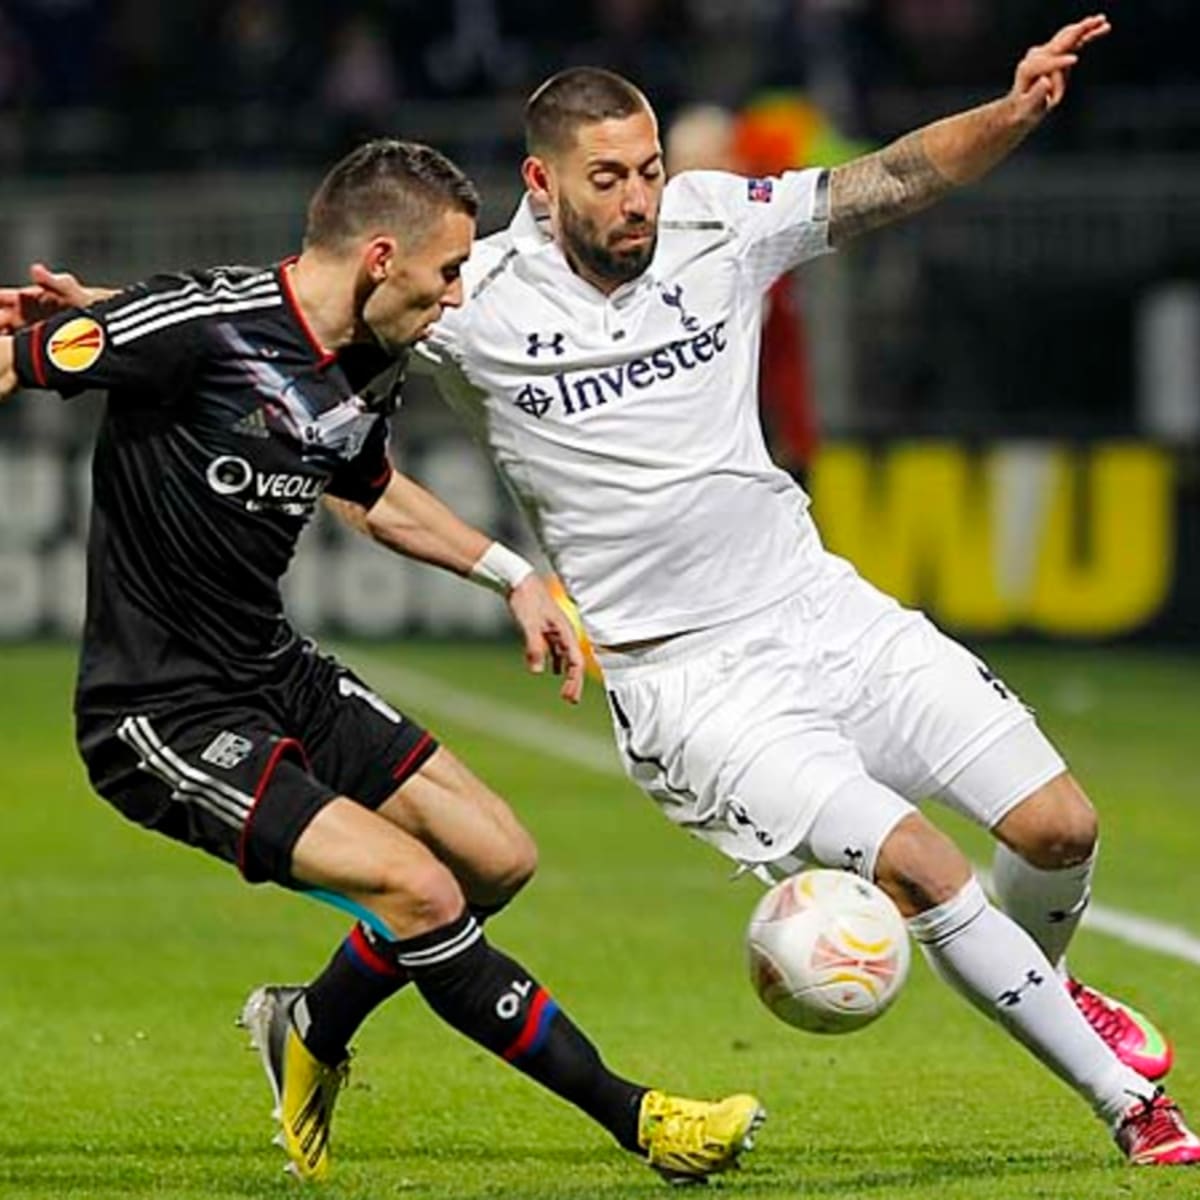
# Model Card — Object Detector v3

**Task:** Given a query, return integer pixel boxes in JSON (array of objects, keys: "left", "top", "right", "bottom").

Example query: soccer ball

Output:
[{"left": 746, "top": 869, "right": 910, "bottom": 1034}]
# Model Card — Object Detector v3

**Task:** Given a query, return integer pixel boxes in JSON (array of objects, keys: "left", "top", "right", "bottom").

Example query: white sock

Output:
[
  {"left": 992, "top": 843, "right": 1095, "bottom": 972},
  {"left": 907, "top": 877, "right": 1149, "bottom": 1127}
]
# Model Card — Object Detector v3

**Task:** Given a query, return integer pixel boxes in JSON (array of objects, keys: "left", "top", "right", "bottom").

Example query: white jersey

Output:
[{"left": 415, "top": 168, "right": 833, "bottom": 645}]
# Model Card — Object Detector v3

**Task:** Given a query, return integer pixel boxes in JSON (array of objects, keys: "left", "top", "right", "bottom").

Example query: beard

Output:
[{"left": 559, "top": 195, "right": 657, "bottom": 287}]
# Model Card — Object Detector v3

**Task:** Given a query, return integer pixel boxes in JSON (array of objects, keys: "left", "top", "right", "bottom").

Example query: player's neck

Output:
[
  {"left": 286, "top": 255, "right": 356, "bottom": 353},
  {"left": 560, "top": 243, "right": 624, "bottom": 298}
]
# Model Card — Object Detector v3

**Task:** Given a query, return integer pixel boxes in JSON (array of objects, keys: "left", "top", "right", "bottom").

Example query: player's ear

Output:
[
  {"left": 522, "top": 156, "right": 553, "bottom": 205},
  {"left": 362, "top": 235, "right": 398, "bottom": 283}
]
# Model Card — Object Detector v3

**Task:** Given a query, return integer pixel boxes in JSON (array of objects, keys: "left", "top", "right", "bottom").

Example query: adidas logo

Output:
[{"left": 232, "top": 408, "right": 270, "bottom": 439}]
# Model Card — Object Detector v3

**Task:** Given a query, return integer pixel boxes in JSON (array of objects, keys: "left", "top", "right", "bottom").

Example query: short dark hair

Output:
[
  {"left": 305, "top": 139, "right": 479, "bottom": 251},
  {"left": 525, "top": 67, "right": 650, "bottom": 157}
]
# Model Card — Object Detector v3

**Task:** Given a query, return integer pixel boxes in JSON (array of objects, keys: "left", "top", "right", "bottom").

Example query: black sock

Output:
[
  {"left": 297, "top": 901, "right": 509, "bottom": 1065},
  {"left": 297, "top": 922, "right": 410, "bottom": 1065},
  {"left": 470, "top": 898, "right": 508, "bottom": 924},
  {"left": 391, "top": 910, "right": 647, "bottom": 1152}
]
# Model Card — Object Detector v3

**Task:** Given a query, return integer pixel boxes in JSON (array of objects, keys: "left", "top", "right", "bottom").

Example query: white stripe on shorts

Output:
[{"left": 117, "top": 715, "right": 254, "bottom": 829}]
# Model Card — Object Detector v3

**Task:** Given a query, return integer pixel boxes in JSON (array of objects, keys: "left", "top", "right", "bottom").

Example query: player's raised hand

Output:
[
  {"left": 30, "top": 262, "right": 98, "bottom": 307},
  {"left": 507, "top": 574, "right": 586, "bottom": 704},
  {"left": 0, "top": 262, "right": 95, "bottom": 332},
  {"left": 1010, "top": 14, "right": 1111, "bottom": 125},
  {"left": 0, "top": 285, "right": 40, "bottom": 333}
]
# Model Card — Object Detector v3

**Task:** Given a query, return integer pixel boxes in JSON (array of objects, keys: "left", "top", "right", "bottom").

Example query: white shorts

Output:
[{"left": 600, "top": 551, "right": 1065, "bottom": 871}]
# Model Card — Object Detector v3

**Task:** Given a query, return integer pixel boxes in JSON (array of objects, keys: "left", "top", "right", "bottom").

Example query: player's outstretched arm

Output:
[
  {"left": 0, "top": 337, "right": 17, "bottom": 399},
  {"left": 0, "top": 264, "right": 116, "bottom": 333},
  {"left": 335, "top": 475, "right": 586, "bottom": 703},
  {"left": 503, "top": 573, "right": 587, "bottom": 704},
  {"left": 827, "top": 13, "right": 1110, "bottom": 246}
]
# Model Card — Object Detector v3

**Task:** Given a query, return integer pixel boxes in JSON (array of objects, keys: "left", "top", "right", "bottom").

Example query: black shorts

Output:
[{"left": 76, "top": 644, "right": 438, "bottom": 886}]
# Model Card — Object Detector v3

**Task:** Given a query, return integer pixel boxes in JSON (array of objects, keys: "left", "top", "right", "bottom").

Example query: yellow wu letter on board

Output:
[
  {"left": 810, "top": 442, "right": 1173, "bottom": 636},
  {"left": 811, "top": 443, "right": 1009, "bottom": 631},
  {"left": 1027, "top": 444, "right": 1173, "bottom": 637}
]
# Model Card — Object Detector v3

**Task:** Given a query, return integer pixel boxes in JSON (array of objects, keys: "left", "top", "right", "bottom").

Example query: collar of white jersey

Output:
[{"left": 506, "top": 193, "right": 661, "bottom": 305}]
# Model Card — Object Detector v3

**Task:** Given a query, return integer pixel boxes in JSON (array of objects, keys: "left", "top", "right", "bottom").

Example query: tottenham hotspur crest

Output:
[{"left": 659, "top": 284, "right": 700, "bottom": 332}]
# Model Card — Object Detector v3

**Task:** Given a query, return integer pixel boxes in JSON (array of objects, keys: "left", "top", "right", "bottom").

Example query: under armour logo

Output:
[
  {"left": 527, "top": 332, "right": 566, "bottom": 357},
  {"left": 997, "top": 969, "right": 1045, "bottom": 1008},
  {"left": 515, "top": 384, "right": 553, "bottom": 419},
  {"left": 842, "top": 847, "right": 866, "bottom": 874},
  {"left": 659, "top": 284, "right": 700, "bottom": 332},
  {"left": 1048, "top": 892, "right": 1091, "bottom": 924}
]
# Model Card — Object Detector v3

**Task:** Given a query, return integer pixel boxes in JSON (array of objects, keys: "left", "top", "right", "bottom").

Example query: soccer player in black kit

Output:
[{"left": 0, "top": 140, "right": 763, "bottom": 1184}]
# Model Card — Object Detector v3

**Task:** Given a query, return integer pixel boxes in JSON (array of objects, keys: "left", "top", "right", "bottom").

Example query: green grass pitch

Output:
[{"left": 1, "top": 640, "right": 1198, "bottom": 1199}]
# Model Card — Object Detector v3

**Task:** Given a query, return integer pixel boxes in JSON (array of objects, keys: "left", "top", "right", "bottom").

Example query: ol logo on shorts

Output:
[{"left": 48, "top": 317, "right": 105, "bottom": 372}]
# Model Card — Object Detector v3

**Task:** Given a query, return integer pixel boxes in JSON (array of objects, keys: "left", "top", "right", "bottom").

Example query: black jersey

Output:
[{"left": 12, "top": 261, "right": 403, "bottom": 710}]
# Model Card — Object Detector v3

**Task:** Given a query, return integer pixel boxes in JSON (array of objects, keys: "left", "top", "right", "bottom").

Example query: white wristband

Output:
[{"left": 469, "top": 541, "right": 535, "bottom": 594}]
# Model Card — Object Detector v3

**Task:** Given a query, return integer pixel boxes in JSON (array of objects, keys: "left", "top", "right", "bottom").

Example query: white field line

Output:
[{"left": 361, "top": 657, "right": 1200, "bottom": 970}]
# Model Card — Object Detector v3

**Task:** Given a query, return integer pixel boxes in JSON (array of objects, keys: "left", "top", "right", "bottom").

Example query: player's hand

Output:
[
  {"left": 0, "top": 263, "right": 95, "bottom": 333},
  {"left": 1009, "top": 13, "right": 1111, "bottom": 126},
  {"left": 0, "top": 285, "right": 40, "bottom": 333},
  {"left": 506, "top": 574, "right": 586, "bottom": 705}
]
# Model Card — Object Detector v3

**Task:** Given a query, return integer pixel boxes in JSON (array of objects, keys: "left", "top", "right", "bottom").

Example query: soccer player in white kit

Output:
[{"left": 409, "top": 14, "right": 1200, "bottom": 1167}]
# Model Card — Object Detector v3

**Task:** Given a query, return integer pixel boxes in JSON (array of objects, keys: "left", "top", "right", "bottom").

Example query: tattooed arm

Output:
[{"left": 827, "top": 14, "right": 1110, "bottom": 246}]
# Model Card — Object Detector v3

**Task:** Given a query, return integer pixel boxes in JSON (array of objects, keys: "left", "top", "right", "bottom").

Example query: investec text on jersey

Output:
[{"left": 515, "top": 320, "right": 728, "bottom": 420}]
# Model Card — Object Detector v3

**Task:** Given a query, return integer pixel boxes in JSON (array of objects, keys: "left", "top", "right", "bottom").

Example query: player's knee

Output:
[
  {"left": 375, "top": 857, "right": 465, "bottom": 930},
  {"left": 500, "top": 827, "right": 539, "bottom": 895},
  {"left": 475, "top": 827, "right": 538, "bottom": 906},
  {"left": 998, "top": 775, "right": 1098, "bottom": 869},
  {"left": 874, "top": 813, "right": 973, "bottom": 918},
  {"left": 1033, "top": 799, "right": 1097, "bottom": 868}
]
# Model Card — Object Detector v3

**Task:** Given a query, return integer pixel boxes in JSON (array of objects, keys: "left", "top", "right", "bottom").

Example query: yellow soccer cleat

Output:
[
  {"left": 239, "top": 985, "right": 348, "bottom": 1181},
  {"left": 637, "top": 1089, "right": 766, "bottom": 1184}
]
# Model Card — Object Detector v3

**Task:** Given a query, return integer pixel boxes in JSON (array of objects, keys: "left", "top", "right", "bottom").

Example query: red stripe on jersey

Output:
[
  {"left": 363, "top": 459, "right": 394, "bottom": 508},
  {"left": 30, "top": 322, "right": 48, "bottom": 387},
  {"left": 391, "top": 731, "right": 434, "bottom": 782},
  {"left": 369, "top": 459, "right": 393, "bottom": 489},
  {"left": 278, "top": 257, "right": 336, "bottom": 369}
]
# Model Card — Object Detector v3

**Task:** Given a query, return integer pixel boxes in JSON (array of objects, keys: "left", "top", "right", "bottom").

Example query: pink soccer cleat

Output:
[
  {"left": 1068, "top": 977, "right": 1173, "bottom": 1081},
  {"left": 1115, "top": 1089, "right": 1200, "bottom": 1166}
]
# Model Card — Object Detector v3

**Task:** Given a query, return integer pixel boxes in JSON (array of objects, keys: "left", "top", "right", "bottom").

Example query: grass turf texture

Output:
[{"left": 0, "top": 640, "right": 1197, "bottom": 1199}]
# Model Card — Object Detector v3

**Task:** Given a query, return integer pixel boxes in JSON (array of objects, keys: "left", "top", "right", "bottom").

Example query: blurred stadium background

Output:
[
  {"left": 1, "top": 0, "right": 1199, "bottom": 641},
  {"left": 3, "top": 4, "right": 1200, "bottom": 1198}
]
